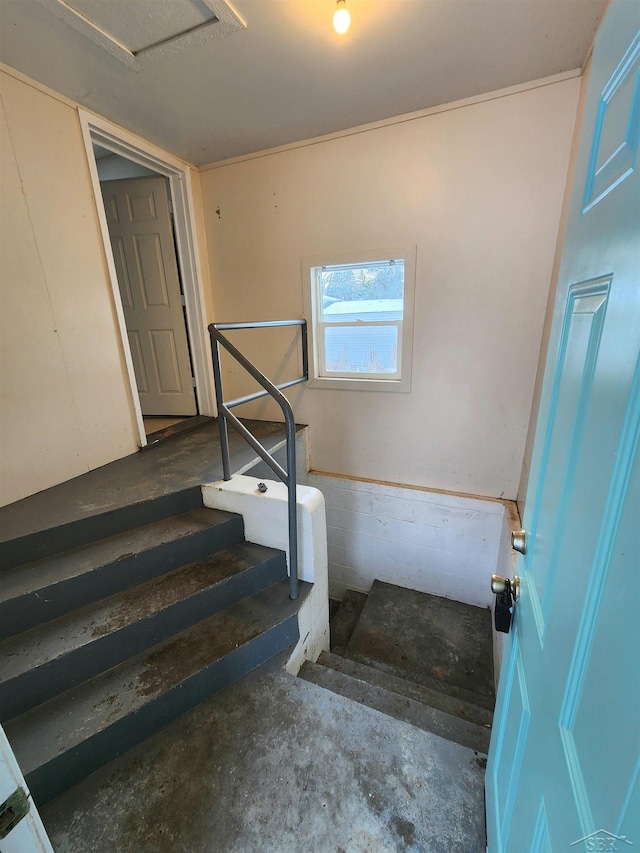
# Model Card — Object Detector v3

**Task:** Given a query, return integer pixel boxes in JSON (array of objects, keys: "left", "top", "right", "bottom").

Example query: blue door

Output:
[{"left": 485, "top": 2, "right": 640, "bottom": 850}]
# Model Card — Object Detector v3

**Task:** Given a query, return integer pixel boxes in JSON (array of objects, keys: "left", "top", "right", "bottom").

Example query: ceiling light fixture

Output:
[{"left": 333, "top": 0, "right": 351, "bottom": 34}]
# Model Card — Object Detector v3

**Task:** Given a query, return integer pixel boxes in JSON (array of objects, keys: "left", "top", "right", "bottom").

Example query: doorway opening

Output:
[{"left": 79, "top": 111, "right": 215, "bottom": 447}]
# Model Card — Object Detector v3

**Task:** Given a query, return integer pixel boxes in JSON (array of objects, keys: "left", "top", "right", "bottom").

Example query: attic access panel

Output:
[{"left": 35, "top": 0, "right": 246, "bottom": 69}]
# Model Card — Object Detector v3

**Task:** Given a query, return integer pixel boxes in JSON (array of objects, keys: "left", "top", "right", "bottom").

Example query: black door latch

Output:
[{"left": 494, "top": 578, "right": 515, "bottom": 634}]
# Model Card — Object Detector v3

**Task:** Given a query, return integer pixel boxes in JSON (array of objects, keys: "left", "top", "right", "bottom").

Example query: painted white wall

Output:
[
  {"left": 310, "top": 471, "right": 512, "bottom": 609},
  {"left": 516, "top": 64, "right": 592, "bottom": 519},
  {"left": 202, "top": 474, "right": 323, "bottom": 585},
  {"left": 201, "top": 474, "right": 330, "bottom": 673},
  {"left": 200, "top": 76, "right": 581, "bottom": 500},
  {"left": 0, "top": 70, "right": 138, "bottom": 507}
]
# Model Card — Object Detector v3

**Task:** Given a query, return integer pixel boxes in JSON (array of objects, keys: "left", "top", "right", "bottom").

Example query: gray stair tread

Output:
[
  {"left": 299, "top": 660, "right": 490, "bottom": 754},
  {"left": 317, "top": 651, "right": 493, "bottom": 728},
  {"left": 7, "top": 580, "right": 310, "bottom": 775},
  {"left": 0, "top": 542, "right": 284, "bottom": 684},
  {"left": 342, "top": 649, "right": 495, "bottom": 713},
  {"left": 0, "top": 508, "right": 239, "bottom": 603},
  {"left": 347, "top": 580, "right": 495, "bottom": 707},
  {"left": 330, "top": 589, "right": 368, "bottom": 650}
]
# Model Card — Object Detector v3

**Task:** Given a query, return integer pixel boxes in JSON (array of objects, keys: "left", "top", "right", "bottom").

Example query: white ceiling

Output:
[{"left": 0, "top": 0, "right": 608, "bottom": 166}]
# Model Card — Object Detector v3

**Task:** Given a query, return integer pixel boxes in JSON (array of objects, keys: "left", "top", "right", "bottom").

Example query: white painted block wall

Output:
[
  {"left": 309, "top": 472, "right": 512, "bottom": 609},
  {"left": 201, "top": 474, "right": 330, "bottom": 674}
]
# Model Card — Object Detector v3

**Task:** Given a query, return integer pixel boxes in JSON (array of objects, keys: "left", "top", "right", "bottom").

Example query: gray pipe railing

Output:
[{"left": 208, "top": 320, "right": 308, "bottom": 600}]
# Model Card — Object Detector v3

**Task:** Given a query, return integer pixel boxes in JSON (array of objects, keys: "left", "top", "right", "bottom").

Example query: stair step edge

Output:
[
  {"left": 0, "top": 509, "right": 246, "bottom": 641},
  {"left": 0, "top": 545, "right": 288, "bottom": 721},
  {"left": 7, "top": 580, "right": 311, "bottom": 778},
  {"left": 299, "top": 660, "right": 490, "bottom": 755},
  {"left": 318, "top": 650, "right": 493, "bottom": 728},
  {"left": 342, "top": 649, "right": 495, "bottom": 712},
  {"left": 25, "top": 617, "right": 300, "bottom": 806},
  {"left": 0, "top": 487, "right": 207, "bottom": 571},
  {"left": 1, "top": 507, "right": 244, "bottom": 599}
]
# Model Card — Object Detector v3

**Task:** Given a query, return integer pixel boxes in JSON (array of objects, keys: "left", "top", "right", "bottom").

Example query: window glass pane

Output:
[
  {"left": 319, "top": 260, "right": 404, "bottom": 323},
  {"left": 323, "top": 325, "right": 399, "bottom": 374}
]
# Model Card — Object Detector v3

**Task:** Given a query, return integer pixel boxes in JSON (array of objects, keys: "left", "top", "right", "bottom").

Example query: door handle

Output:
[
  {"left": 491, "top": 574, "right": 520, "bottom": 600},
  {"left": 491, "top": 574, "right": 520, "bottom": 633}
]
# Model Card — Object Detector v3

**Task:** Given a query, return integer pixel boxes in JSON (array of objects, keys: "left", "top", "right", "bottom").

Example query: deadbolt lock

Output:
[{"left": 511, "top": 529, "right": 527, "bottom": 555}]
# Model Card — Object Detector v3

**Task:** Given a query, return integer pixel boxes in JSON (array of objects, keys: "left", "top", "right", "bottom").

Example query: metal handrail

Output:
[{"left": 208, "top": 319, "right": 308, "bottom": 600}]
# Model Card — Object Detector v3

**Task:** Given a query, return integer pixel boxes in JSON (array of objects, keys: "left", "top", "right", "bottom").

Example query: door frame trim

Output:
[{"left": 78, "top": 109, "right": 215, "bottom": 446}]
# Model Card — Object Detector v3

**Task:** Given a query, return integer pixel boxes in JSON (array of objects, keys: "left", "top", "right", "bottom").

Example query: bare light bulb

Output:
[{"left": 333, "top": 0, "right": 350, "bottom": 34}]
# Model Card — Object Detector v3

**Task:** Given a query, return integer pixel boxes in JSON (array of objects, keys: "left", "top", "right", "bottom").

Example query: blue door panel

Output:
[{"left": 486, "top": 2, "right": 640, "bottom": 849}]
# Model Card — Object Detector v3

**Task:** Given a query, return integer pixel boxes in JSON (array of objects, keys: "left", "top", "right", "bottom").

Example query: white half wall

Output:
[
  {"left": 200, "top": 75, "right": 581, "bottom": 500},
  {"left": 309, "top": 471, "right": 512, "bottom": 609},
  {"left": 201, "top": 474, "right": 330, "bottom": 673}
]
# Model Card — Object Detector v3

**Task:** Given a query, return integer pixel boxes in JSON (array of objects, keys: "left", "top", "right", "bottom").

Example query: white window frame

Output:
[{"left": 302, "top": 247, "right": 416, "bottom": 392}]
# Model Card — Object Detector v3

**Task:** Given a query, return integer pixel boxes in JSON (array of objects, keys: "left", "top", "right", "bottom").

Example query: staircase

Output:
[
  {"left": 299, "top": 580, "right": 494, "bottom": 755},
  {"left": 0, "top": 485, "right": 309, "bottom": 806}
]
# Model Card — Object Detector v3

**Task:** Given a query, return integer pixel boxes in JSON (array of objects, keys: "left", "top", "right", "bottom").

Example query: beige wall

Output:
[
  {"left": 516, "top": 64, "right": 592, "bottom": 518},
  {"left": 0, "top": 67, "right": 582, "bottom": 508},
  {"left": 200, "top": 77, "right": 581, "bottom": 500},
  {"left": 0, "top": 70, "right": 137, "bottom": 506}
]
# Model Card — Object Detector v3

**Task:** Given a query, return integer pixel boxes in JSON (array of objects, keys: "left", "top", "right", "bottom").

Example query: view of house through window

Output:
[
  {"left": 303, "top": 247, "right": 416, "bottom": 391},
  {"left": 313, "top": 258, "right": 405, "bottom": 379}
]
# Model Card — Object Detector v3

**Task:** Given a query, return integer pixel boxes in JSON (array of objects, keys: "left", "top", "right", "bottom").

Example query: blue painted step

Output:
[
  {"left": 0, "top": 507, "right": 244, "bottom": 640},
  {"left": 0, "top": 486, "right": 205, "bottom": 570},
  {"left": 0, "top": 542, "right": 287, "bottom": 721},
  {"left": 6, "top": 580, "right": 310, "bottom": 805},
  {"left": 0, "top": 491, "right": 311, "bottom": 807}
]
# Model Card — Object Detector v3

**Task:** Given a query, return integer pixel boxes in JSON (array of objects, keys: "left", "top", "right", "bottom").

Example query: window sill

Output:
[{"left": 306, "top": 375, "right": 412, "bottom": 393}]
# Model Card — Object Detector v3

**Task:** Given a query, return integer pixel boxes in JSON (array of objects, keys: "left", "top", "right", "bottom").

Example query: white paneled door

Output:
[{"left": 101, "top": 176, "right": 197, "bottom": 416}]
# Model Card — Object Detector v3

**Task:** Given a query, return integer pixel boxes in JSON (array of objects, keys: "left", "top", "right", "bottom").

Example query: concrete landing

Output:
[
  {"left": 299, "top": 659, "right": 490, "bottom": 754},
  {"left": 0, "top": 418, "right": 298, "bottom": 544},
  {"left": 347, "top": 580, "right": 494, "bottom": 706},
  {"left": 42, "top": 661, "right": 487, "bottom": 853}
]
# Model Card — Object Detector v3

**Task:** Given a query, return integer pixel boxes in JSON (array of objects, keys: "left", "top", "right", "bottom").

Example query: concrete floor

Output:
[
  {"left": 348, "top": 581, "right": 494, "bottom": 705},
  {"left": 0, "top": 418, "right": 294, "bottom": 543},
  {"left": 143, "top": 416, "right": 188, "bottom": 435},
  {"left": 42, "top": 658, "right": 487, "bottom": 853}
]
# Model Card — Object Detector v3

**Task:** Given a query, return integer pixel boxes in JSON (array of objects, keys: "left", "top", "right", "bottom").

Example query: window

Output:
[{"left": 302, "top": 247, "right": 416, "bottom": 391}]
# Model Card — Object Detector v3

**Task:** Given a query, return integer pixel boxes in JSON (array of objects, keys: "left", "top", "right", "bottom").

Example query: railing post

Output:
[
  {"left": 284, "top": 405, "right": 299, "bottom": 601},
  {"left": 210, "top": 335, "right": 231, "bottom": 481}
]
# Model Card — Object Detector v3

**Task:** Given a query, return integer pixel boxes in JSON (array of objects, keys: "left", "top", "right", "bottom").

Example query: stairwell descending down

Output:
[{"left": 299, "top": 580, "right": 494, "bottom": 755}]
